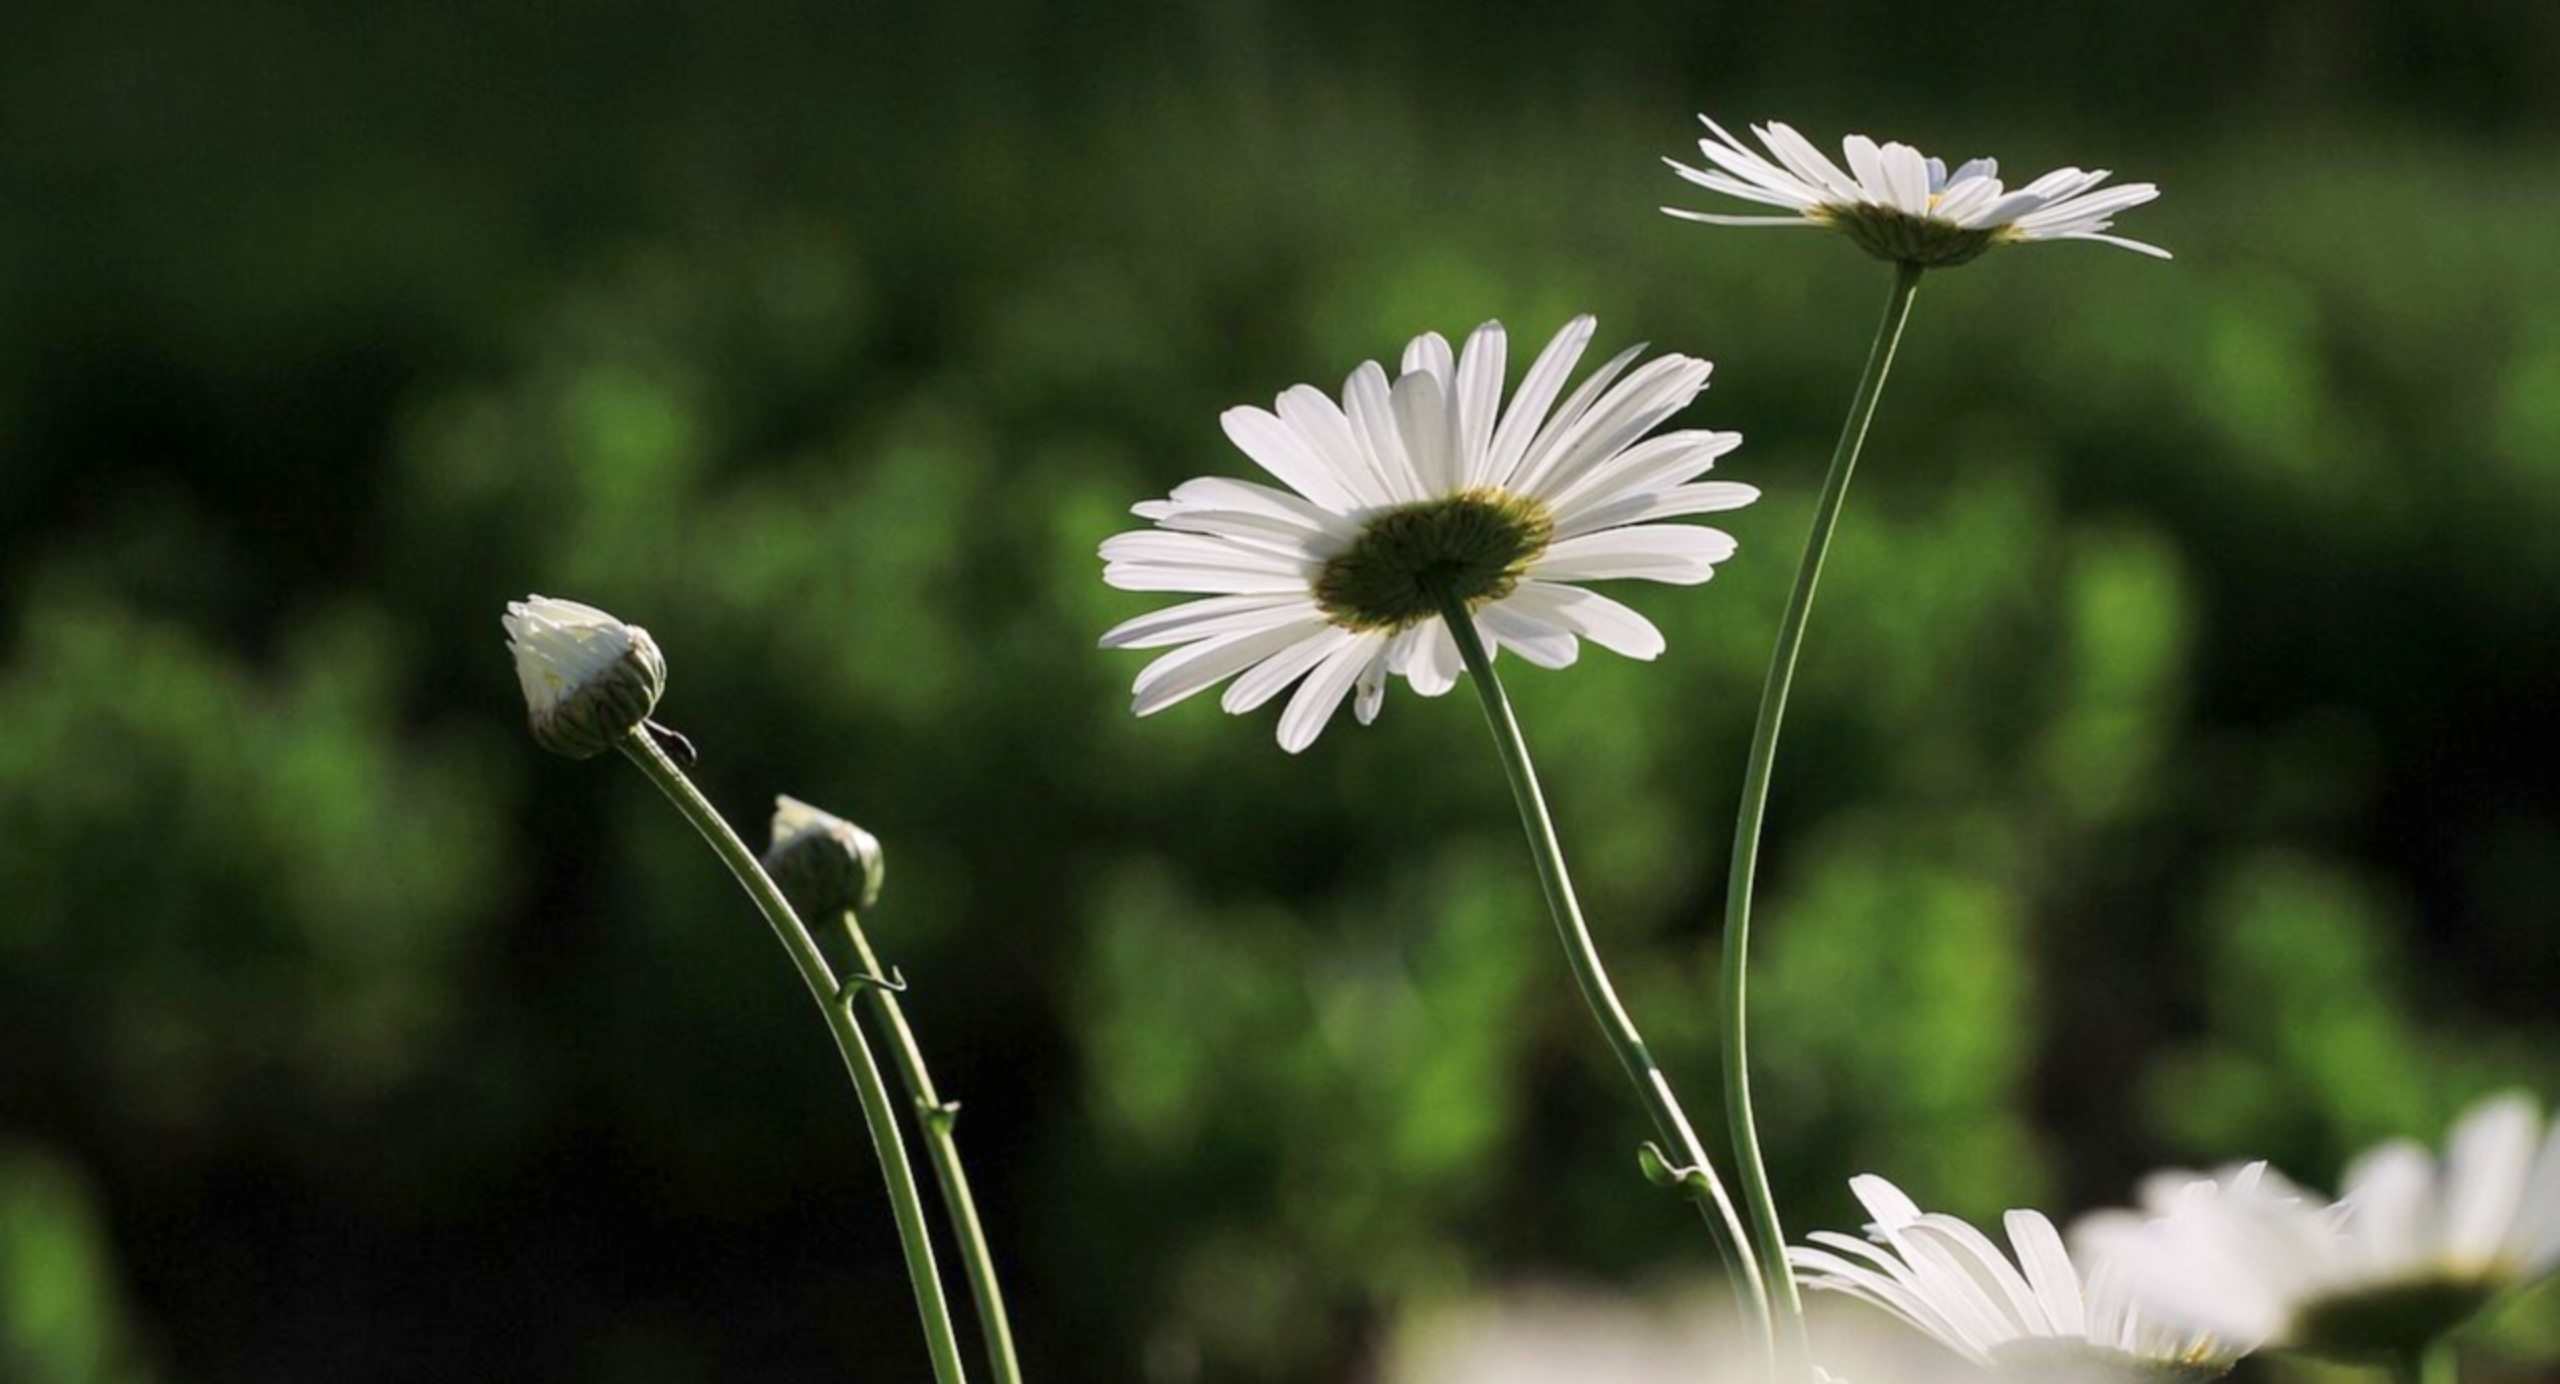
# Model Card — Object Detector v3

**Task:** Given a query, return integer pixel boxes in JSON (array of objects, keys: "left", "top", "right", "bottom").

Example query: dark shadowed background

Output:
[{"left": 3, "top": 2, "right": 2557, "bottom": 1381}]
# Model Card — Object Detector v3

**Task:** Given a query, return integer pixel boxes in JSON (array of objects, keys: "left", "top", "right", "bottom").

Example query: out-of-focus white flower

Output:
[
  {"left": 763, "top": 794, "right": 887, "bottom": 918},
  {"left": 1793, "top": 1175, "right": 2237, "bottom": 1378},
  {"left": 502, "top": 595, "right": 666, "bottom": 759},
  {"left": 1664, "top": 117, "right": 2167, "bottom": 267},
  {"left": 2077, "top": 1093, "right": 2560, "bottom": 1362},
  {"left": 1374, "top": 1282, "right": 2134, "bottom": 1384},
  {"left": 1098, "top": 316, "right": 1753, "bottom": 752}
]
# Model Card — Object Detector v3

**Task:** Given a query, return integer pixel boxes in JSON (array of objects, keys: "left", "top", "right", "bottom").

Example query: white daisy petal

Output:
[
  {"left": 1501, "top": 582, "right": 1665, "bottom": 660},
  {"left": 1555, "top": 482, "right": 1761, "bottom": 540},
  {"left": 1099, "top": 531, "right": 1315, "bottom": 575},
  {"left": 1223, "top": 625, "right": 1359, "bottom": 715},
  {"left": 1277, "top": 631, "right": 1385, "bottom": 752},
  {"left": 1102, "top": 563, "right": 1312, "bottom": 596},
  {"left": 1100, "top": 594, "right": 1317, "bottom": 650},
  {"left": 1392, "top": 368, "right": 1458, "bottom": 496},
  {"left": 2004, "top": 1209, "right": 2087, "bottom": 1338},
  {"left": 1131, "top": 618, "right": 1333, "bottom": 716},
  {"left": 1453, "top": 320, "right": 1509, "bottom": 487},
  {"left": 1278, "top": 384, "right": 1395, "bottom": 512},
  {"left": 1481, "top": 314, "right": 1596, "bottom": 488},
  {"left": 1221, "top": 405, "right": 1363, "bottom": 510},
  {"left": 1351, "top": 645, "right": 1390, "bottom": 726},
  {"left": 1345, "top": 360, "right": 1426, "bottom": 503},
  {"left": 2443, "top": 1095, "right": 2539, "bottom": 1268},
  {"left": 1476, "top": 604, "right": 1579, "bottom": 669},
  {"left": 1400, "top": 330, "right": 1455, "bottom": 385},
  {"left": 1534, "top": 525, "right": 1737, "bottom": 585},
  {"left": 1399, "top": 620, "right": 1465, "bottom": 697}
]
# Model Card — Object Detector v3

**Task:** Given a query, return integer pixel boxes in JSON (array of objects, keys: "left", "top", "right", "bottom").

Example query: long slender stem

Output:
[
  {"left": 617, "top": 729, "right": 970, "bottom": 1384},
  {"left": 1433, "top": 588, "right": 1775, "bottom": 1364},
  {"left": 838, "top": 912, "right": 1025, "bottom": 1384},
  {"left": 2416, "top": 1339, "right": 2458, "bottom": 1384},
  {"left": 1720, "top": 259, "right": 1925, "bottom": 1359}
]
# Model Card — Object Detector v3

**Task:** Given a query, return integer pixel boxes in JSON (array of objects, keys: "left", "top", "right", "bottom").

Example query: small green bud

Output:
[
  {"left": 763, "top": 795, "right": 886, "bottom": 918},
  {"left": 503, "top": 595, "right": 667, "bottom": 760}
]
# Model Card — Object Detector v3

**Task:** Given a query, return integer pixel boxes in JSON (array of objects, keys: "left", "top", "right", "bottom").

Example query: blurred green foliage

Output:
[{"left": 1, "top": 2, "right": 2557, "bottom": 1382}]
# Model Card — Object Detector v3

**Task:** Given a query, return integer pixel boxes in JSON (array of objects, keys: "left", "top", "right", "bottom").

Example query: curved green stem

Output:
[
  {"left": 2415, "top": 1338, "right": 2458, "bottom": 1384},
  {"left": 838, "top": 912, "right": 1025, "bottom": 1384},
  {"left": 1433, "top": 588, "right": 1775, "bottom": 1363},
  {"left": 617, "top": 729, "right": 969, "bottom": 1384},
  {"left": 1720, "top": 259, "right": 1925, "bottom": 1361}
]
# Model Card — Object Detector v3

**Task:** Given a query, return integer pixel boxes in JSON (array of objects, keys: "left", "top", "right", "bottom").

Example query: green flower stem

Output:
[
  {"left": 836, "top": 911, "right": 1025, "bottom": 1384},
  {"left": 616, "top": 728, "right": 969, "bottom": 1384},
  {"left": 1720, "top": 259, "right": 1925, "bottom": 1362},
  {"left": 1434, "top": 587, "right": 1775, "bottom": 1359},
  {"left": 2416, "top": 1340, "right": 2459, "bottom": 1384}
]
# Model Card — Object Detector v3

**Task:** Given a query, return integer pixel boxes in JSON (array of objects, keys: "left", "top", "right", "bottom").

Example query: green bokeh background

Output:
[{"left": 3, "top": 3, "right": 2556, "bottom": 1381}]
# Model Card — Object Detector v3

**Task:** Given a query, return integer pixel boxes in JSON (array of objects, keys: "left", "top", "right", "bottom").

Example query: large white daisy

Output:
[
  {"left": 1791, "top": 1175, "right": 2239, "bottom": 1378},
  {"left": 2076, "top": 1093, "right": 2560, "bottom": 1363},
  {"left": 1664, "top": 117, "right": 2168, "bottom": 266},
  {"left": 1098, "top": 317, "right": 1754, "bottom": 752}
]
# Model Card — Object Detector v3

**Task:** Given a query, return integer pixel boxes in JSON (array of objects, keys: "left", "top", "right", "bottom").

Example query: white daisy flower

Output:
[
  {"left": 1097, "top": 316, "right": 1754, "bottom": 753},
  {"left": 1664, "top": 116, "right": 2168, "bottom": 267},
  {"left": 1790, "top": 1174, "right": 2239, "bottom": 1379},
  {"left": 2076, "top": 1093, "right": 2560, "bottom": 1362},
  {"left": 502, "top": 594, "right": 666, "bottom": 759}
]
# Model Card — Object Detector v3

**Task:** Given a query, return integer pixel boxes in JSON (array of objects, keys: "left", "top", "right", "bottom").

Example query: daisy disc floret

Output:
[
  {"left": 1664, "top": 117, "right": 2168, "bottom": 266},
  {"left": 503, "top": 595, "right": 667, "bottom": 759},
  {"left": 1098, "top": 316, "right": 1755, "bottom": 752},
  {"left": 1791, "top": 1175, "right": 2239, "bottom": 1379},
  {"left": 2078, "top": 1094, "right": 2560, "bottom": 1363}
]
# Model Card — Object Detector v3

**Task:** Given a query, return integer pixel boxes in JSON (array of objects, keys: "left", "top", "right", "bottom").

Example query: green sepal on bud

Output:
[
  {"left": 763, "top": 794, "right": 887, "bottom": 920},
  {"left": 503, "top": 595, "right": 668, "bottom": 760}
]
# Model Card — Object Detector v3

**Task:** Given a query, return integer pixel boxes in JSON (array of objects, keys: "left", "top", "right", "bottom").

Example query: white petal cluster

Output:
[
  {"left": 502, "top": 595, "right": 666, "bottom": 759},
  {"left": 2075, "top": 1094, "right": 2560, "bottom": 1356},
  {"left": 1792, "top": 1175, "right": 2236, "bottom": 1376},
  {"left": 1665, "top": 117, "right": 2167, "bottom": 262},
  {"left": 1098, "top": 316, "right": 1754, "bottom": 752}
]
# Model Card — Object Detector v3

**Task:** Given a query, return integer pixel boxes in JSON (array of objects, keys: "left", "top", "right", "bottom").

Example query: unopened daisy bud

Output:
[
  {"left": 503, "top": 595, "right": 667, "bottom": 759},
  {"left": 764, "top": 794, "right": 886, "bottom": 918}
]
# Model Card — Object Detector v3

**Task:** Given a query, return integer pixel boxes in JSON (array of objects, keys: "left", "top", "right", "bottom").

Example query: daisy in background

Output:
[
  {"left": 1790, "top": 1174, "right": 2241, "bottom": 1380},
  {"left": 1376, "top": 1282, "right": 2134, "bottom": 1384},
  {"left": 2076, "top": 1092, "right": 2560, "bottom": 1368},
  {"left": 1098, "top": 315, "right": 1754, "bottom": 752},
  {"left": 1664, "top": 116, "right": 2167, "bottom": 267}
]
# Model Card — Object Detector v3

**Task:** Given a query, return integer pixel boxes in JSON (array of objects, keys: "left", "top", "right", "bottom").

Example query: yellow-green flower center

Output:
[
  {"left": 2291, "top": 1275, "right": 2504, "bottom": 1363},
  {"left": 1815, "top": 202, "right": 2003, "bottom": 268},
  {"left": 1314, "top": 488, "right": 1554, "bottom": 632}
]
